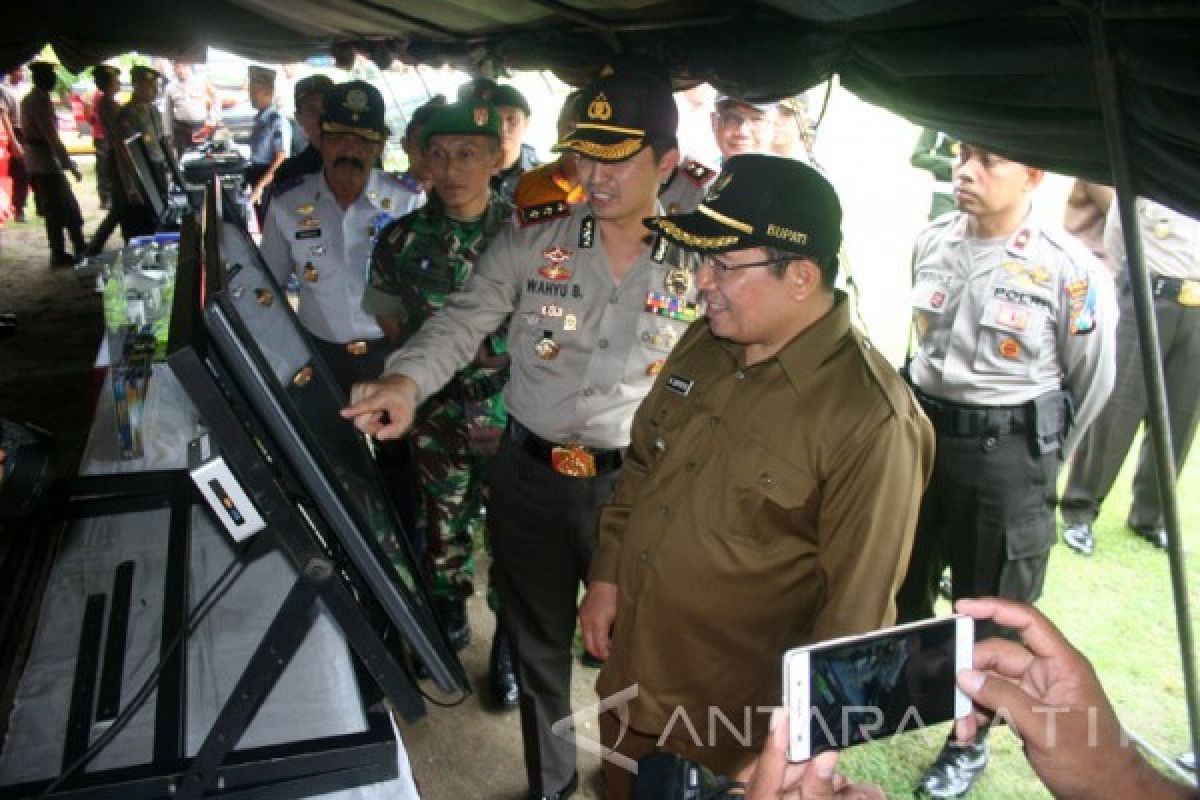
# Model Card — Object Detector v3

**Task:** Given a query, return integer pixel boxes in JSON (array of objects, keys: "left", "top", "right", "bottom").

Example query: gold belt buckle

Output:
[
  {"left": 1178, "top": 280, "right": 1200, "bottom": 307},
  {"left": 551, "top": 444, "right": 597, "bottom": 477},
  {"left": 346, "top": 340, "right": 369, "bottom": 356}
]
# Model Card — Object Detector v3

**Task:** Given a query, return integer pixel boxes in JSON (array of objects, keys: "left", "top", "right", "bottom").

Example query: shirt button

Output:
[
  {"left": 639, "top": 551, "right": 649, "bottom": 562},
  {"left": 685, "top": 461, "right": 696, "bottom": 472},
  {"left": 759, "top": 473, "right": 776, "bottom": 488},
  {"left": 654, "top": 435, "right": 667, "bottom": 452},
  {"left": 735, "top": 370, "right": 746, "bottom": 380},
  {"left": 659, "top": 505, "right": 669, "bottom": 516},
  {"left": 598, "top": 338, "right": 609, "bottom": 349}
]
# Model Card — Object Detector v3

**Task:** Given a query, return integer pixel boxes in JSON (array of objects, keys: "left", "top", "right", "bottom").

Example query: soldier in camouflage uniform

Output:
[{"left": 362, "top": 99, "right": 520, "bottom": 708}]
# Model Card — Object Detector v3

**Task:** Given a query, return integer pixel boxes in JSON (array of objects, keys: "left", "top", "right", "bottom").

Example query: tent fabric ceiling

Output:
[{"left": 5, "top": 0, "right": 1200, "bottom": 218}]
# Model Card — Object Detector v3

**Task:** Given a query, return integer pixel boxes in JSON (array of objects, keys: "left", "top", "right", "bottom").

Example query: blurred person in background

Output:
[
  {"left": 163, "top": 62, "right": 217, "bottom": 159},
  {"left": 20, "top": 62, "right": 85, "bottom": 266},
  {"left": 272, "top": 74, "right": 334, "bottom": 189},
  {"left": 910, "top": 128, "right": 958, "bottom": 220},
  {"left": 1, "top": 68, "right": 29, "bottom": 223},
  {"left": 399, "top": 94, "right": 447, "bottom": 196},
  {"left": 710, "top": 94, "right": 775, "bottom": 163}
]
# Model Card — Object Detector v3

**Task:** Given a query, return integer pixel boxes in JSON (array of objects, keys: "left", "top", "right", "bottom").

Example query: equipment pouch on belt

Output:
[{"left": 1029, "top": 390, "right": 1074, "bottom": 456}]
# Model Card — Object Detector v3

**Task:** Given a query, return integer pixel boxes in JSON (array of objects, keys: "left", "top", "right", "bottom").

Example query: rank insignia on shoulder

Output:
[
  {"left": 682, "top": 159, "right": 716, "bottom": 186},
  {"left": 665, "top": 374, "right": 695, "bottom": 396},
  {"left": 579, "top": 215, "right": 596, "bottom": 248},
  {"left": 519, "top": 200, "right": 571, "bottom": 227}
]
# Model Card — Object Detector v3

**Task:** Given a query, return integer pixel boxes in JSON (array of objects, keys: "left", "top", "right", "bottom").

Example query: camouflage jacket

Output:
[{"left": 364, "top": 191, "right": 514, "bottom": 398}]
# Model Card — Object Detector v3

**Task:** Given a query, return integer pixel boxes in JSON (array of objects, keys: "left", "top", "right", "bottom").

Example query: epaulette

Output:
[
  {"left": 681, "top": 158, "right": 716, "bottom": 187},
  {"left": 518, "top": 199, "right": 571, "bottom": 228},
  {"left": 272, "top": 173, "right": 307, "bottom": 197}
]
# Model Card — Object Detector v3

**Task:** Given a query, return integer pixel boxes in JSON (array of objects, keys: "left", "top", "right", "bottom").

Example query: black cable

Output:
[{"left": 36, "top": 540, "right": 253, "bottom": 799}]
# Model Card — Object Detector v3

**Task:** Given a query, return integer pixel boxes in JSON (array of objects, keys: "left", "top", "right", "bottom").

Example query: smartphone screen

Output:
[{"left": 800, "top": 616, "right": 968, "bottom": 755}]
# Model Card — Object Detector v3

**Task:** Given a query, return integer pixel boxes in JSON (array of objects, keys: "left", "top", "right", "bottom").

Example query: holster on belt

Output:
[{"left": 1028, "top": 389, "right": 1074, "bottom": 456}]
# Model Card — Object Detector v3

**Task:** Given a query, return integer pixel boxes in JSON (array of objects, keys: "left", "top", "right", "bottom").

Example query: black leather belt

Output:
[
  {"left": 914, "top": 391, "right": 1028, "bottom": 436},
  {"left": 514, "top": 421, "right": 624, "bottom": 475},
  {"left": 1151, "top": 275, "right": 1200, "bottom": 306}
]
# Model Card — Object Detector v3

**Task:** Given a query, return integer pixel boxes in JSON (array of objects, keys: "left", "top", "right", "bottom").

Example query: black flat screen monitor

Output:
[
  {"left": 125, "top": 133, "right": 166, "bottom": 221},
  {"left": 168, "top": 184, "right": 466, "bottom": 700}
]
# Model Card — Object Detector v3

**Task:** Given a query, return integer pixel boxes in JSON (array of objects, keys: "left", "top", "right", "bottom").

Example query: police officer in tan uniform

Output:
[
  {"left": 1061, "top": 198, "right": 1200, "bottom": 554},
  {"left": 896, "top": 143, "right": 1118, "bottom": 797},
  {"left": 580, "top": 154, "right": 935, "bottom": 800},
  {"left": 344, "top": 59, "right": 695, "bottom": 800}
]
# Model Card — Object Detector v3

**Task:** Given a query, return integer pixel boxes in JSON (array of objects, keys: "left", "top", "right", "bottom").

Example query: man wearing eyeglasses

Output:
[
  {"left": 344, "top": 59, "right": 697, "bottom": 800},
  {"left": 710, "top": 94, "right": 775, "bottom": 163},
  {"left": 578, "top": 153, "right": 935, "bottom": 798}
]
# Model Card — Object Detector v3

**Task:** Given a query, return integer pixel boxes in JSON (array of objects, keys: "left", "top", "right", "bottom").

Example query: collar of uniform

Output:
[
  {"left": 1003, "top": 212, "right": 1039, "bottom": 258},
  {"left": 710, "top": 289, "right": 852, "bottom": 386}
]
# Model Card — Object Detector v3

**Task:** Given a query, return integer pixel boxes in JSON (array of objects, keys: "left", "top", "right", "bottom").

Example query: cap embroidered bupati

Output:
[{"left": 645, "top": 154, "right": 843, "bottom": 259}]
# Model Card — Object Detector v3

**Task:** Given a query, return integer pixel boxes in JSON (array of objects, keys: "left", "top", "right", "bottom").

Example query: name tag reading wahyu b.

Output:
[{"left": 665, "top": 374, "right": 694, "bottom": 396}]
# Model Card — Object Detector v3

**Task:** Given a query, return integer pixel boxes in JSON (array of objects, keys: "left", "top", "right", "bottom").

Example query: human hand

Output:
[
  {"left": 579, "top": 580, "right": 618, "bottom": 661},
  {"left": 954, "top": 597, "right": 1188, "bottom": 800},
  {"left": 738, "top": 709, "right": 885, "bottom": 799},
  {"left": 341, "top": 374, "right": 419, "bottom": 440}
]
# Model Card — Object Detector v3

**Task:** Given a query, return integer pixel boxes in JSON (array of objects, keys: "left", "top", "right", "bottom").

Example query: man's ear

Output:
[
  {"left": 657, "top": 146, "right": 681, "bottom": 184},
  {"left": 1025, "top": 167, "right": 1046, "bottom": 193},
  {"left": 787, "top": 258, "right": 822, "bottom": 300}
]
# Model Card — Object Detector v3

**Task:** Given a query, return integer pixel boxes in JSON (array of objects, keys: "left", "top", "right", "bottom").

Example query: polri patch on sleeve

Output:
[{"left": 665, "top": 374, "right": 694, "bottom": 396}]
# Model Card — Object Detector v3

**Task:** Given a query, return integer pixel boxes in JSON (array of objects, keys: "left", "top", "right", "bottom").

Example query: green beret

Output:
[
  {"left": 421, "top": 101, "right": 501, "bottom": 148},
  {"left": 456, "top": 78, "right": 530, "bottom": 116}
]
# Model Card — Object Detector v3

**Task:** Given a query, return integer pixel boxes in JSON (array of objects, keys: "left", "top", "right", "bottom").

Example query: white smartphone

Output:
[{"left": 784, "top": 615, "right": 974, "bottom": 762}]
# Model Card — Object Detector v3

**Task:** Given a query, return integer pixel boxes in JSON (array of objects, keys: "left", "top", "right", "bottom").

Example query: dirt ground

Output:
[{"left": 0, "top": 158, "right": 610, "bottom": 799}]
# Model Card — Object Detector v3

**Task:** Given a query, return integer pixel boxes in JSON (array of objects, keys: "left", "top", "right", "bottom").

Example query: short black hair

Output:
[{"left": 646, "top": 135, "right": 679, "bottom": 162}]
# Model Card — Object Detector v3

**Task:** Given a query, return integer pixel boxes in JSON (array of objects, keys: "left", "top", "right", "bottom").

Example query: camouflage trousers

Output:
[{"left": 412, "top": 392, "right": 506, "bottom": 602}]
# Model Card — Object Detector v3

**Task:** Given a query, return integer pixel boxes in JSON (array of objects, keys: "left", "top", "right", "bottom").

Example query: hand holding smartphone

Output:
[{"left": 784, "top": 615, "right": 974, "bottom": 761}]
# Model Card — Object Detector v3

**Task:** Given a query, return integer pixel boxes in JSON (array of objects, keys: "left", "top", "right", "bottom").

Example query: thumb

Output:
[
  {"left": 957, "top": 668, "right": 1040, "bottom": 739},
  {"left": 801, "top": 750, "right": 839, "bottom": 799}
]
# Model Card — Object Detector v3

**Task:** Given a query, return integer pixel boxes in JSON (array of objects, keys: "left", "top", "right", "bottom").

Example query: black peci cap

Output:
[{"left": 645, "top": 153, "right": 842, "bottom": 259}]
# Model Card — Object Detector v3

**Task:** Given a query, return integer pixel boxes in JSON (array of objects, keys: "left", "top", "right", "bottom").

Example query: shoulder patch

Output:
[
  {"left": 681, "top": 158, "right": 716, "bottom": 187},
  {"left": 518, "top": 200, "right": 571, "bottom": 228}
]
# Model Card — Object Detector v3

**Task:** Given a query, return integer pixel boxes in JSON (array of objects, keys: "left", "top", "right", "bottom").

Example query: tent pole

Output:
[{"left": 1088, "top": 5, "right": 1200, "bottom": 768}]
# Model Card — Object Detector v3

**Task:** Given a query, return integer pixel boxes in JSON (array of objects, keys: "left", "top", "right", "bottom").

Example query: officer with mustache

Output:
[{"left": 260, "top": 81, "right": 424, "bottom": 394}]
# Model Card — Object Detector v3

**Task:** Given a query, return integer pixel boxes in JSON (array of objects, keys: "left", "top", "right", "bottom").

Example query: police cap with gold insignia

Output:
[
  {"left": 420, "top": 100, "right": 500, "bottom": 148},
  {"left": 553, "top": 57, "right": 677, "bottom": 163},
  {"left": 645, "top": 153, "right": 842, "bottom": 258},
  {"left": 247, "top": 65, "right": 276, "bottom": 89},
  {"left": 457, "top": 77, "right": 530, "bottom": 116},
  {"left": 130, "top": 64, "right": 161, "bottom": 83},
  {"left": 322, "top": 80, "right": 390, "bottom": 142}
]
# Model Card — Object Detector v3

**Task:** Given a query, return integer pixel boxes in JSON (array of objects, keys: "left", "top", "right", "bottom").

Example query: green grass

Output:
[{"left": 830, "top": 437, "right": 1200, "bottom": 797}]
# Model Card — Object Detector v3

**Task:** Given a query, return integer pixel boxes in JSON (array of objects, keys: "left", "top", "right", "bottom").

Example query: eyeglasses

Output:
[{"left": 702, "top": 255, "right": 792, "bottom": 276}]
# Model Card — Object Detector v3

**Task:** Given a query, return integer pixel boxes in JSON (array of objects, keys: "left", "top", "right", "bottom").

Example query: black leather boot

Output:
[
  {"left": 488, "top": 625, "right": 519, "bottom": 710},
  {"left": 435, "top": 595, "right": 471, "bottom": 652}
]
